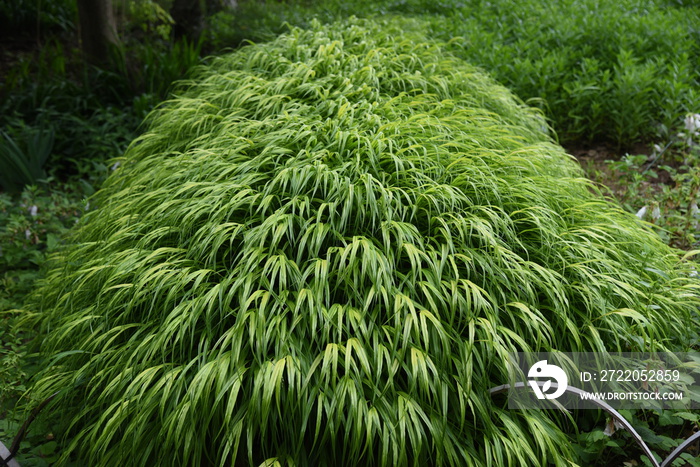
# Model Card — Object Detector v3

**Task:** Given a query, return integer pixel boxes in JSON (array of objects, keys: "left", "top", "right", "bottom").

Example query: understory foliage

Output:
[
  {"left": 216, "top": 0, "right": 700, "bottom": 146},
  {"left": 29, "top": 18, "right": 699, "bottom": 466}
]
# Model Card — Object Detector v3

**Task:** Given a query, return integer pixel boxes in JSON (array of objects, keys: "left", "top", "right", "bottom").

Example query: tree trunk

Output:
[
  {"left": 170, "top": 0, "right": 204, "bottom": 40},
  {"left": 76, "top": 0, "right": 119, "bottom": 65}
]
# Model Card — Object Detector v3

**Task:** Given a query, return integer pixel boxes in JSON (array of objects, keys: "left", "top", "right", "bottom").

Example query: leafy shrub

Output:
[
  {"left": 434, "top": 0, "right": 700, "bottom": 146},
  {"left": 29, "top": 18, "right": 699, "bottom": 466}
]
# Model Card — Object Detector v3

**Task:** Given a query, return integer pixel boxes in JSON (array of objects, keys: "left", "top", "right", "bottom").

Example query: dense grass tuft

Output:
[{"left": 30, "top": 18, "right": 699, "bottom": 465}]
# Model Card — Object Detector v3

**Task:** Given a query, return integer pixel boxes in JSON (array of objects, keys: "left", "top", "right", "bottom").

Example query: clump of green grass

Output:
[{"left": 28, "top": 18, "right": 699, "bottom": 466}]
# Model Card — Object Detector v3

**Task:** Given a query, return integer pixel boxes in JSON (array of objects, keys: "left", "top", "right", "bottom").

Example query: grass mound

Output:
[{"left": 30, "top": 18, "right": 698, "bottom": 466}]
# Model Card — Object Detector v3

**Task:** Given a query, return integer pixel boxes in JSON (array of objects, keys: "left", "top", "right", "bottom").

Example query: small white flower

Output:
[
  {"left": 29, "top": 205, "right": 38, "bottom": 217},
  {"left": 603, "top": 420, "right": 615, "bottom": 436},
  {"left": 25, "top": 229, "right": 31, "bottom": 240},
  {"left": 603, "top": 418, "right": 625, "bottom": 437},
  {"left": 651, "top": 205, "right": 661, "bottom": 220},
  {"left": 685, "top": 113, "right": 700, "bottom": 132},
  {"left": 636, "top": 206, "right": 647, "bottom": 219},
  {"left": 653, "top": 144, "right": 662, "bottom": 154},
  {"left": 691, "top": 202, "right": 699, "bottom": 217},
  {"left": 684, "top": 116, "right": 694, "bottom": 132}
]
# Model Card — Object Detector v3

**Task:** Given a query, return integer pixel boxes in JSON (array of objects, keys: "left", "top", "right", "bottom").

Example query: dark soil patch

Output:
[{"left": 565, "top": 141, "right": 677, "bottom": 200}]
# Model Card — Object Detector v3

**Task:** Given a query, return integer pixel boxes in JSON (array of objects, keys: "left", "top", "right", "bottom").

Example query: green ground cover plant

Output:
[
  {"left": 0, "top": 182, "right": 89, "bottom": 465},
  {"left": 24, "top": 18, "right": 700, "bottom": 466},
  {"left": 580, "top": 113, "right": 700, "bottom": 251}
]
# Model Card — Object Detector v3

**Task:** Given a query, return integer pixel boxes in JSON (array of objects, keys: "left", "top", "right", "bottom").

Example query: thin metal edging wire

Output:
[
  {"left": 0, "top": 440, "right": 20, "bottom": 467},
  {"left": 0, "top": 391, "right": 59, "bottom": 467},
  {"left": 490, "top": 381, "right": 700, "bottom": 467}
]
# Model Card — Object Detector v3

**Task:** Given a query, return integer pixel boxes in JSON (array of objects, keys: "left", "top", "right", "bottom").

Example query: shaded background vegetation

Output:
[{"left": 2, "top": 0, "right": 699, "bottom": 185}]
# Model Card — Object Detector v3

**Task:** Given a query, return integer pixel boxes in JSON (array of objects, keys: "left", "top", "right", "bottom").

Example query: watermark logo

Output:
[
  {"left": 504, "top": 352, "right": 699, "bottom": 410},
  {"left": 528, "top": 360, "right": 568, "bottom": 399}
]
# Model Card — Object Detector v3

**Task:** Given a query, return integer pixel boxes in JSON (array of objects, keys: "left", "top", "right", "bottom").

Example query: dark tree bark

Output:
[
  {"left": 170, "top": 0, "right": 204, "bottom": 40},
  {"left": 76, "top": 0, "right": 119, "bottom": 65}
]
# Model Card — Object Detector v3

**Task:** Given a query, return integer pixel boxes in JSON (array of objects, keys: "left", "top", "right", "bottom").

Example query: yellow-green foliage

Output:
[{"left": 31, "top": 18, "right": 699, "bottom": 466}]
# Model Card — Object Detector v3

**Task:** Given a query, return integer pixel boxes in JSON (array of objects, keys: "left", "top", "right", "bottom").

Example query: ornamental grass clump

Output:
[{"left": 30, "top": 18, "right": 699, "bottom": 466}]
